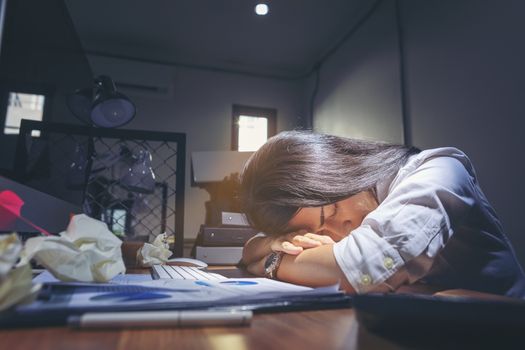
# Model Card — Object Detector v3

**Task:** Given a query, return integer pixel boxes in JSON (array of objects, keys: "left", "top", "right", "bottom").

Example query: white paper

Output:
[
  {"left": 21, "top": 275, "right": 340, "bottom": 313},
  {"left": 137, "top": 244, "right": 171, "bottom": 266},
  {"left": 33, "top": 270, "right": 153, "bottom": 284},
  {"left": 0, "top": 233, "right": 22, "bottom": 277},
  {"left": 0, "top": 234, "right": 41, "bottom": 311},
  {"left": 22, "top": 214, "right": 126, "bottom": 283}
]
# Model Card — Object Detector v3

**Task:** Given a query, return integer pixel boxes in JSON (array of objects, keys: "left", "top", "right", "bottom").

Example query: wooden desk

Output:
[{"left": 0, "top": 308, "right": 407, "bottom": 350}]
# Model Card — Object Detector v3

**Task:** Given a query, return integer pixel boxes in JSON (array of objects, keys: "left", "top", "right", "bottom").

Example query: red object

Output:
[{"left": 0, "top": 190, "right": 51, "bottom": 236}]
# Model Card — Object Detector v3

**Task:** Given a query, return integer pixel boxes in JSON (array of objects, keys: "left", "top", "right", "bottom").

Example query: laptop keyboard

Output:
[{"left": 151, "top": 265, "right": 227, "bottom": 281}]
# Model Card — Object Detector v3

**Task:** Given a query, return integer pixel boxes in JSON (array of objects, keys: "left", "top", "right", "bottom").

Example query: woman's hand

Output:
[
  {"left": 244, "top": 232, "right": 336, "bottom": 276},
  {"left": 241, "top": 231, "right": 335, "bottom": 267},
  {"left": 241, "top": 232, "right": 305, "bottom": 268},
  {"left": 269, "top": 231, "right": 304, "bottom": 255},
  {"left": 293, "top": 232, "right": 335, "bottom": 247},
  {"left": 272, "top": 232, "right": 336, "bottom": 255}
]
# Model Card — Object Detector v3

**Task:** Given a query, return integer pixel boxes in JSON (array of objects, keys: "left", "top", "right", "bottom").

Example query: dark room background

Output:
[{"left": 1, "top": 0, "right": 524, "bottom": 264}]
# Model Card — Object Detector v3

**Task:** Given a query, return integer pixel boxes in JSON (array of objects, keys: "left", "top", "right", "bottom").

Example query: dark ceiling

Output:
[{"left": 65, "top": 0, "right": 377, "bottom": 79}]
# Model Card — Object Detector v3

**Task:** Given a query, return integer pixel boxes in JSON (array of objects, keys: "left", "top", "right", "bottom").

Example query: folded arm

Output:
[
  {"left": 241, "top": 231, "right": 335, "bottom": 265},
  {"left": 246, "top": 244, "right": 356, "bottom": 293}
]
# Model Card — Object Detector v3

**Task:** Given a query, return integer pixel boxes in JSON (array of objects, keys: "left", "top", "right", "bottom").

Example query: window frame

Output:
[
  {"left": 0, "top": 82, "right": 53, "bottom": 136},
  {"left": 231, "top": 104, "right": 277, "bottom": 151}
]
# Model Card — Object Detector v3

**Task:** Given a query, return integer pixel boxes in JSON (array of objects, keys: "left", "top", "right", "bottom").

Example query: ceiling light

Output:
[{"left": 255, "top": 3, "right": 269, "bottom": 16}]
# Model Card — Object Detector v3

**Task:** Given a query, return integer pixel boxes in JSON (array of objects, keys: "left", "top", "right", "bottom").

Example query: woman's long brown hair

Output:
[{"left": 240, "top": 131, "right": 419, "bottom": 235}]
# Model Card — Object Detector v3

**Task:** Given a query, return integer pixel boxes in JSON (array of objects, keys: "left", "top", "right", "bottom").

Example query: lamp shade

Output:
[
  {"left": 66, "top": 75, "right": 136, "bottom": 128},
  {"left": 91, "top": 75, "right": 136, "bottom": 128}
]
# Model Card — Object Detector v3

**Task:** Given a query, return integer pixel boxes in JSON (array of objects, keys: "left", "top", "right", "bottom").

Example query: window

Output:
[
  {"left": 109, "top": 208, "right": 127, "bottom": 237},
  {"left": 3, "top": 92, "right": 45, "bottom": 136},
  {"left": 232, "top": 104, "right": 276, "bottom": 151}
]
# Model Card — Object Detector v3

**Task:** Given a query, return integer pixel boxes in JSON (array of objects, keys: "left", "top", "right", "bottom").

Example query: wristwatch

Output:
[{"left": 264, "top": 251, "right": 284, "bottom": 279}]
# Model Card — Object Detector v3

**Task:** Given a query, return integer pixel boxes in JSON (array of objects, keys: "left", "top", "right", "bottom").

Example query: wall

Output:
[
  {"left": 311, "top": 0, "right": 525, "bottom": 264},
  {"left": 88, "top": 55, "right": 305, "bottom": 240},
  {"left": 401, "top": 0, "right": 525, "bottom": 262},
  {"left": 314, "top": 0, "right": 404, "bottom": 144}
]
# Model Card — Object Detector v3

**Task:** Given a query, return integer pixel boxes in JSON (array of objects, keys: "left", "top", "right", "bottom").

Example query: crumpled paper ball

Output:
[
  {"left": 21, "top": 214, "right": 126, "bottom": 283},
  {"left": 137, "top": 232, "right": 173, "bottom": 267},
  {"left": 0, "top": 233, "right": 40, "bottom": 311}
]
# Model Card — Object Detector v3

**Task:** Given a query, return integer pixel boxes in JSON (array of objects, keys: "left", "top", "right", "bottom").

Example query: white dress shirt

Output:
[{"left": 333, "top": 147, "right": 525, "bottom": 297}]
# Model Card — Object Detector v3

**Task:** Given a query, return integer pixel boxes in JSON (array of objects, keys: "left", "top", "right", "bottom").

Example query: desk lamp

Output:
[{"left": 66, "top": 75, "right": 136, "bottom": 128}]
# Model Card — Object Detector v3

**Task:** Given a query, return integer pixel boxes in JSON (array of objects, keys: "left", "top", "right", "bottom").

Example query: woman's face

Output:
[{"left": 286, "top": 191, "right": 378, "bottom": 242}]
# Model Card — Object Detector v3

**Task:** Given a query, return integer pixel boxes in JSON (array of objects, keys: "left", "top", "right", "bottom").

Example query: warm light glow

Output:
[
  {"left": 238, "top": 115, "right": 268, "bottom": 151},
  {"left": 255, "top": 3, "right": 269, "bottom": 16}
]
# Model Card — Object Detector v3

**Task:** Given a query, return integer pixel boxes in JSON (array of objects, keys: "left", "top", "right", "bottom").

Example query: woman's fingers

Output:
[
  {"left": 267, "top": 229, "right": 334, "bottom": 256},
  {"left": 281, "top": 241, "right": 303, "bottom": 255},
  {"left": 270, "top": 237, "right": 303, "bottom": 255},
  {"left": 291, "top": 235, "right": 322, "bottom": 248},
  {"left": 303, "top": 232, "right": 335, "bottom": 244}
]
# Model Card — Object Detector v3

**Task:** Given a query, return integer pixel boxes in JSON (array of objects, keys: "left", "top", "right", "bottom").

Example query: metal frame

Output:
[{"left": 14, "top": 119, "right": 186, "bottom": 257}]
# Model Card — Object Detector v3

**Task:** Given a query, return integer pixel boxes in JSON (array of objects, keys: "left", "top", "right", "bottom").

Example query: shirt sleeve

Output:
[{"left": 333, "top": 155, "right": 478, "bottom": 293}]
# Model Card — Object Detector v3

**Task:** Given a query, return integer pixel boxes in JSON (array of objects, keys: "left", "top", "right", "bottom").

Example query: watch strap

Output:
[{"left": 264, "top": 251, "right": 284, "bottom": 279}]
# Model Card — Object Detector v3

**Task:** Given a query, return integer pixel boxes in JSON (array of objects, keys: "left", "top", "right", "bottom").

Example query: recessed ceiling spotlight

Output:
[{"left": 255, "top": 3, "right": 269, "bottom": 16}]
